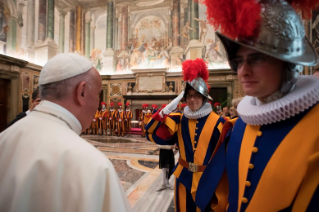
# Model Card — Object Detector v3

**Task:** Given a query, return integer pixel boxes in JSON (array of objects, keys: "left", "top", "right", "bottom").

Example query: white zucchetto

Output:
[{"left": 39, "top": 53, "right": 93, "bottom": 85}]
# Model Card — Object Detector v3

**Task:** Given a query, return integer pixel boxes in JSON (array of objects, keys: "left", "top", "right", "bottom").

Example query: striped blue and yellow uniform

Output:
[
  {"left": 146, "top": 110, "right": 227, "bottom": 211},
  {"left": 227, "top": 103, "right": 319, "bottom": 212}
]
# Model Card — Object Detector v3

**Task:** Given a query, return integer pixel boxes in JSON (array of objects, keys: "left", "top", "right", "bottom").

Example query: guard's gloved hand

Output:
[{"left": 161, "top": 91, "right": 184, "bottom": 117}]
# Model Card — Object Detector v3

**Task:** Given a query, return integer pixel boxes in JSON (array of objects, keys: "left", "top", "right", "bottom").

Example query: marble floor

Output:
[{"left": 82, "top": 134, "right": 178, "bottom": 212}]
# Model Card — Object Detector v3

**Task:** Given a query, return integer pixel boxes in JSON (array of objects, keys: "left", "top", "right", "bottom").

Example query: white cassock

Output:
[{"left": 0, "top": 100, "right": 131, "bottom": 212}]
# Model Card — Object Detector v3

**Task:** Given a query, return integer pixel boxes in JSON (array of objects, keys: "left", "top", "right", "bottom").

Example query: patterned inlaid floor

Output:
[{"left": 82, "top": 134, "right": 177, "bottom": 212}]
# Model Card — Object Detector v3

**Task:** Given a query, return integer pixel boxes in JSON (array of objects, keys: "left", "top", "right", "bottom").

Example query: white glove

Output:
[
  {"left": 161, "top": 91, "right": 184, "bottom": 116},
  {"left": 99, "top": 117, "right": 102, "bottom": 120}
]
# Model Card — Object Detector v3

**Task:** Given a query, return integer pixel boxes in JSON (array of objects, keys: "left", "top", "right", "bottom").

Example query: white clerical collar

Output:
[
  {"left": 184, "top": 102, "right": 212, "bottom": 119},
  {"left": 237, "top": 76, "right": 319, "bottom": 125},
  {"left": 33, "top": 100, "right": 82, "bottom": 135}
]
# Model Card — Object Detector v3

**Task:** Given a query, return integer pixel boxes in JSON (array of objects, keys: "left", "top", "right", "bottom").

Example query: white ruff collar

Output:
[
  {"left": 237, "top": 76, "right": 319, "bottom": 126},
  {"left": 184, "top": 102, "right": 212, "bottom": 119}
]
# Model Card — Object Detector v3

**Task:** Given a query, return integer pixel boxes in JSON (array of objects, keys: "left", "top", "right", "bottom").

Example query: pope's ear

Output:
[{"left": 76, "top": 81, "right": 87, "bottom": 106}]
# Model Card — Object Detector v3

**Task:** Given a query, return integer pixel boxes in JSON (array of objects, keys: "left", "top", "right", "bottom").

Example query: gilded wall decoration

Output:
[
  {"left": 22, "top": 72, "right": 30, "bottom": 92},
  {"left": 110, "top": 83, "right": 122, "bottom": 96}
]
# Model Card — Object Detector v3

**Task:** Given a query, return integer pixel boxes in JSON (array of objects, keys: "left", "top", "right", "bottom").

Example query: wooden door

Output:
[
  {"left": 209, "top": 87, "right": 228, "bottom": 107},
  {"left": 0, "top": 79, "right": 9, "bottom": 132}
]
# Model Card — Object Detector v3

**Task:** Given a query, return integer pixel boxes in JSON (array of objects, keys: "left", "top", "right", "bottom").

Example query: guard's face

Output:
[
  {"left": 236, "top": 46, "right": 285, "bottom": 99},
  {"left": 102, "top": 105, "right": 106, "bottom": 109},
  {"left": 186, "top": 89, "right": 204, "bottom": 111}
]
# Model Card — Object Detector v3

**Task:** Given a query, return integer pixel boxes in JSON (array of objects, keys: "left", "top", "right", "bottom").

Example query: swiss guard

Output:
[
  {"left": 99, "top": 102, "right": 109, "bottom": 136},
  {"left": 140, "top": 103, "right": 149, "bottom": 137},
  {"left": 125, "top": 102, "right": 133, "bottom": 136},
  {"left": 205, "top": 0, "right": 319, "bottom": 211},
  {"left": 146, "top": 58, "right": 227, "bottom": 211},
  {"left": 108, "top": 102, "right": 117, "bottom": 136}
]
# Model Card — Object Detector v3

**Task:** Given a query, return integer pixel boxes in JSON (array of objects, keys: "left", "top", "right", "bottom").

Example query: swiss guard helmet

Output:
[{"left": 182, "top": 58, "right": 213, "bottom": 101}]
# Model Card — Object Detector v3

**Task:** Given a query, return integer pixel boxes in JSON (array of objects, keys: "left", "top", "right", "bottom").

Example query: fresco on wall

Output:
[{"left": 0, "top": 0, "right": 229, "bottom": 74}]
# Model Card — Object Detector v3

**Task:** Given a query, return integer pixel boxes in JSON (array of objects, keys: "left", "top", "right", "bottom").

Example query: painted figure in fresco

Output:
[
  {"left": 166, "top": 38, "right": 172, "bottom": 53},
  {"left": 154, "top": 47, "right": 169, "bottom": 67},
  {"left": 99, "top": 102, "right": 109, "bottom": 136},
  {"left": 142, "top": 46, "right": 156, "bottom": 67},
  {"left": 178, "top": 22, "right": 196, "bottom": 43},
  {"left": 116, "top": 54, "right": 129, "bottom": 72},
  {"left": 193, "top": 18, "right": 208, "bottom": 43},
  {"left": 91, "top": 49, "right": 102, "bottom": 71},
  {"left": 205, "top": 39, "right": 225, "bottom": 63},
  {"left": 130, "top": 48, "right": 140, "bottom": 68},
  {"left": 0, "top": 6, "right": 7, "bottom": 41}
]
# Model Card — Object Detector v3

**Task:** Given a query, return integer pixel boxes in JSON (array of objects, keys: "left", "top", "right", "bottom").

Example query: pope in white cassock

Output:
[{"left": 0, "top": 53, "right": 131, "bottom": 212}]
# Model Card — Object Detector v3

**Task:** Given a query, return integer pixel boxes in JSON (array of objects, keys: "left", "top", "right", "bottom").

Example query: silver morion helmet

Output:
[
  {"left": 185, "top": 77, "right": 213, "bottom": 101},
  {"left": 216, "top": 0, "right": 318, "bottom": 70},
  {"left": 182, "top": 58, "right": 213, "bottom": 101}
]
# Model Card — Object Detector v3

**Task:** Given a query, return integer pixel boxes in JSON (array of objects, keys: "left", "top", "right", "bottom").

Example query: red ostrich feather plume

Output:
[
  {"left": 126, "top": 102, "right": 130, "bottom": 106},
  {"left": 161, "top": 104, "right": 167, "bottom": 108},
  {"left": 214, "top": 102, "right": 221, "bottom": 107},
  {"left": 101, "top": 102, "right": 107, "bottom": 106},
  {"left": 286, "top": 0, "right": 319, "bottom": 19},
  {"left": 145, "top": 104, "right": 149, "bottom": 107},
  {"left": 110, "top": 102, "right": 114, "bottom": 106},
  {"left": 182, "top": 58, "right": 209, "bottom": 83},
  {"left": 118, "top": 102, "right": 122, "bottom": 106},
  {"left": 202, "top": 0, "right": 261, "bottom": 39},
  {"left": 153, "top": 105, "right": 158, "bottom": 108}
]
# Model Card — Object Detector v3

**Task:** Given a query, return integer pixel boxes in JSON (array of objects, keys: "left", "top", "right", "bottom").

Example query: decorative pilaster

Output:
[
  {"left": 76, "top": 6, "right": 82, "bottom": 53},
  {"left": 59, "top": 12, "right": 66, "bottom": 53},
  {"left": 106, "top": 1, "right": 114, "bottom": 49},
  {"left": 121, "top": 5, "right": 128, "bottom": 51},
  {"left": 26, "top": 0, "right": 35, "bottom": 61},
  {"left": 189, "top": 0, "right": 199, "bottom": 40},
  {"left": 170, "top": 0, "right": 184, "bottom": 64},
  {"left": 47, "top": 0, "right": 55, "bottom": 39},
  {"left": 69, "top": 10, "right": 75, "bottom": 52},
  {"left": 184, "top": 0, "right": 203, "bottom": 60},
  {"left": 37, "top": 0, "right": 46, "bottom": 42},
  {"left": 6, "top": 17, "right": 17, "bottom": 52},
  {"left": 101, "top": 1, "right": 115, "bottom": 74},
  {"left": 172, "top": 0, "right": 180, "bottom": 47},
  {"left": 90, "top": 24, "right": 95, "bottom": 51},
  {"left": 85, "top": 13, "right": 91, "bottom": 58}
]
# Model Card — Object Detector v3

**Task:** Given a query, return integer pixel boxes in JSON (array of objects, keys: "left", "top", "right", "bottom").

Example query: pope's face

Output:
[
  {"left": 84, "top": 68, "right": 102, "bottom": 130},
  {"left": 236, "top": 46, "right": 285, "bottom": 99}
]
